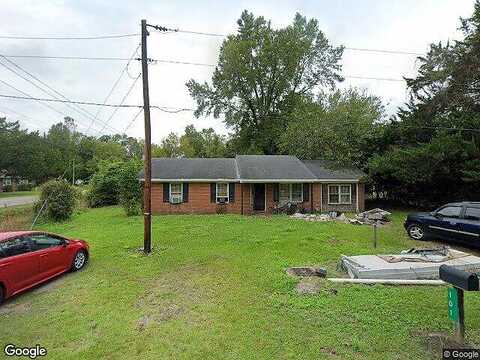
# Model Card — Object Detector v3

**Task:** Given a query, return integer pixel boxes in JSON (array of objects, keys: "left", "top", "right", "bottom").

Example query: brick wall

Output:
[{"left": 150, "top": 182, "right": 365, "bottom": 215}]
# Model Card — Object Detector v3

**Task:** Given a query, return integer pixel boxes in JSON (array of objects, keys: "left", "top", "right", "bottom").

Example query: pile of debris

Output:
[
  {"left": 290, "top": 211, "right": 348, "bottom": 222},
  {"left": 348, "top": 208, "right": 391, "bottom": 225},
  {"left": 290, "top": 208, "right": 391, "bottom": 226}
]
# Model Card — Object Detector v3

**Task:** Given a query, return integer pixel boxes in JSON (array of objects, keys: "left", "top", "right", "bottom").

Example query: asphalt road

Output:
[{"left": 0, "top": 195, "right": 38, "bottom": 208}]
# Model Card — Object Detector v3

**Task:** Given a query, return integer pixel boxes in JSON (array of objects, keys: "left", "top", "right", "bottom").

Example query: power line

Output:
[
  {"left": 0, "top": 92, "right": 193, "bottom": 111},
  {"left": 0, "top": 53, "right": 407, "bottom": 82},
  {"left": 0, "top": 55, "right": 119, "bottom": 134},
  {"left": 0, "top": 54, "right": 132, "bottom": 61},
  {"left": 0, "top": 105, "right": 47, "bottom": 131},
  {"left": 344, "top": 47, "right": 422, "bottom": 56},
  {"left": 0, "top": 79, "right": 84, "bottom": 127},
  {"left": 174, "top": 29, "right": 226, "bottom": 37},
  {"left": 173, "top": 28, "right": 423, "bottom": 56},
  {"left": 148, "top": 58, "right": 405, "bottom": 82},
  {"left": 345, "top": 75, "right": 404, "bottom": 82},
  {"left": 0, "top": 33, "right": 140, "bottom": 40},
  {"left": 0, "top": 93, "right": 142, "bottom": 108},
  {"left": 86, "top": 43, "right": 141, "bottom": 134},
  {"left": 123, "top": 108, "right": 144, "bottom": 133},
  {"left": 1, "top": 92, "right": 479, "bottom": 133},
  {"left": 100, "top": 73, "right": 141, "bottom": 132}
]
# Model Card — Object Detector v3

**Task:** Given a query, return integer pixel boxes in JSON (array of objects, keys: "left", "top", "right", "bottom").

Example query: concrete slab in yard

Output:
[{"left": 341, "top": 248, "right": 480, "bottom": 280}]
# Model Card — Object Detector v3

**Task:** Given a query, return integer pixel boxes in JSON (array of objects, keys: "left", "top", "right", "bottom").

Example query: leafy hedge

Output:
[
  {"left": 119, "top": 161, "right": 143, "bottom": 216},
  {"left": 36, "top": 180, "right": 76, "bottom": 221},
  {"left": 86, "top": 162, "right": 122, "bottom": 207},
  {"left": 87, "top": 161, "right": 142, "bottom": 216}
]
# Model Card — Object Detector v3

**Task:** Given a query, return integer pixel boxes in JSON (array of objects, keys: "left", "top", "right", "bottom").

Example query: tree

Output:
[
  {"left": 180, "top": 125, "right": 227, "bottom": 158},
  {"left": 37, "top": 180, "right": 77, "bottom": 221},
  {"left": 187, "top": 10, "right": 343, "bottom": 154},
  {"left": 118, "top": 160, "right": 143, "bottom": 216},
  {"left": 367, "top": 2, "right": 480, "bottom": 206},
  {"left": 152, "top": 132, "right": 182, "bottom": 157},
  {"left": 279, "top": 88, "right": 385, "bottom": 169}
]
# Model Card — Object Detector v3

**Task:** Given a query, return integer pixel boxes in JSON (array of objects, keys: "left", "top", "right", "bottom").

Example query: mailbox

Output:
[{"left": 439, "top": 265, "right": 479, "bottom": 291}]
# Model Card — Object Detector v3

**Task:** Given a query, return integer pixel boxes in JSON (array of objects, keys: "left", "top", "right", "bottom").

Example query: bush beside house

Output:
[{"left": 36, "top": 180, "right": 76, "bottom": 221}]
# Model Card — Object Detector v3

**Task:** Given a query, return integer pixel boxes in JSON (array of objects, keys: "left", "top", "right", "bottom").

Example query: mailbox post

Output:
[{"left": 439, "top": 265, "right": 479, "bottom": 343}]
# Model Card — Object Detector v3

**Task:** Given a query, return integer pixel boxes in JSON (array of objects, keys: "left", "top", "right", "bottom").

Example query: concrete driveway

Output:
[{"left": 0, "top": 195, "right": 38, "bottom": 208}]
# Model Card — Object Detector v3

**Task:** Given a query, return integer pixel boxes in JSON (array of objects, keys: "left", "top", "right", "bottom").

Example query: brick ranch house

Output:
[{"left": 140, "top": 155, "right": 366, "bottom": 215}]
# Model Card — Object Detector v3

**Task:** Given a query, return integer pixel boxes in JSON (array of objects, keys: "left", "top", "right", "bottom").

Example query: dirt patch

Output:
[
  {"left": 320, "top": 347, "right": 339, "bottom": 358},
  {"left": 295, "top": 278, "right": 322, "bottom": 295},
  {"left": 31, "top": 276, "right": 67, "bottom": 294},
  {"left": 286, "top": 266, "right": 327, "bottom": 277},
  {"left": 135, "top": 264, "right": 215, "bottom": 330},
  {"left": 0, "top": 301, "right": 31, "bottom": 315}
]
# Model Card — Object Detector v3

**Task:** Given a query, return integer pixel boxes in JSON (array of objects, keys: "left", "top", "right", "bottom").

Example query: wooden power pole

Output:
[{"left": 141, "top": 19, "right": 152, "bottom": 254}]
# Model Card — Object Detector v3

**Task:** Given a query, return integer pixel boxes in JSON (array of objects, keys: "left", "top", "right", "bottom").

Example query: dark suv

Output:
[{"left": 404, "top": 202, "right": 480, "bottom": 246}]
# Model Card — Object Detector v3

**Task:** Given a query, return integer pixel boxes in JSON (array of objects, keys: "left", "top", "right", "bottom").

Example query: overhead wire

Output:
[
  {"left": 99, "top": 72, "right": 141, "bottom": 132},
  {"left": 0, "top": 55, "right": 120, "bottom": 134},
  {"left": 86, "top": 43, "right": 141, "bottom": 134},
  {"left": 0, "top": 33, "right": 140, "bottom": 40},
  {"left": 123, "top": 108, "right": 144, "bottom": 133}
]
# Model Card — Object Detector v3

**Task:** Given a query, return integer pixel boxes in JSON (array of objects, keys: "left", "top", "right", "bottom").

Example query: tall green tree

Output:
[
  {"left": 187, "top": 11, "right": 343, "bottom": 154},
  {"left": 180, "top": 125, "right": 227, "bottom": 158},
  {"left": 368, "top": 2, "right": 480, "bottom": 206},
  {"left": 279, "top": 88, "right": 385, "bottom": 169}
]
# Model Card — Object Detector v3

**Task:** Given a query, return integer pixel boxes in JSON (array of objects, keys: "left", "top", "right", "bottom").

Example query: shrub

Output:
[
  {"left": 86, "top": 162, "right": 122, "bottom": 207},
  {"left": 119, "top": 161, "right": 143, "bottom": 216},
  {"left": 36, "top": 180, "right": 76, "bottom": 221},
  {"left": 17, "top": 183, "right": 34, "bottom": 191}
]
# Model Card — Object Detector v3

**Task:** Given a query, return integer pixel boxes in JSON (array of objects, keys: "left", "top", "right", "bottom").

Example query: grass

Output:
[
  {"left": 1, "top": 207, "right": 480, "bottom": 359},
  {"left": 0, "top": 204, "right": 33, "bottom": 230},
  {"left": 0, "top": 191, "right": 38, "bottom": 199}
]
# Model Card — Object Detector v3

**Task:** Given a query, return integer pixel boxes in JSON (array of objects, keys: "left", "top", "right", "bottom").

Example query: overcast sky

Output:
[{"left": 0, "top": 0, "right": 475, "bottom": 143}]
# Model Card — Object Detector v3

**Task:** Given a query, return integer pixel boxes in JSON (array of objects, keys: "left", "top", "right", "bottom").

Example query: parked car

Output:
[
  {"left": 404, "top": 202, "right": 480, "bottom": 246},
  {"left": 0, "top": 231, "right": 89, "bottom": 303}
]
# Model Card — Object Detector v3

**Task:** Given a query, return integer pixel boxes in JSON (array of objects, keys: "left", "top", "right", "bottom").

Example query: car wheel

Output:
[
  {"left": 407, "top": 223, "right": 426, "bottom": 241},
  {"left": 71, "top": 250, "right": 88, "bottom": 271}
]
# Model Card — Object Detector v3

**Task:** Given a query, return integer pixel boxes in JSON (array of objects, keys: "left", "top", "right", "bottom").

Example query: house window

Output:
[
  {"left": 3, "top": 178, "right": 11, "bottom": 186},
  {"left": 328, "top": 184, "right": 351, "bottom": 204},
  {"left": 279, "top": 183, "right": 303, "bottom": 204},
  {"left": 216, "top": 182, "right": 229, "bottom": 203},
  {"left": 169, "top": 183, "right": 183, "bottom": 204}
]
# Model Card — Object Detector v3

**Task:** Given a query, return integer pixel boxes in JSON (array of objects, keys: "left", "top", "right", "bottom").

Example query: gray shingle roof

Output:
[
  {"left": 301, "top": 160, "right": 365, "bottom": 180},
  {"left": 140, "top": 156, "right": 365, "bottom": 182},
  {"left": 235, "top": 155, "right": 315, "bottom": 181},
  {"left": 142, "top": 158, "right": 238, "bottom": 180}
]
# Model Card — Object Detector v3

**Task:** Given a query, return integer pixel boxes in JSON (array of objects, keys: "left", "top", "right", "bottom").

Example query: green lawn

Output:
[
  {"left": 1, "top": 207, "right": 479, "bottom": 359},
  {"left": 0, "top": 191, "right": 38, "bottom": 199}
]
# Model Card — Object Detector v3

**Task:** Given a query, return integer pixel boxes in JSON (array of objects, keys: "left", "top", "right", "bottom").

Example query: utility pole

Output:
[{"left": 141, "top": 19, "right": 152, "bottom": 254}]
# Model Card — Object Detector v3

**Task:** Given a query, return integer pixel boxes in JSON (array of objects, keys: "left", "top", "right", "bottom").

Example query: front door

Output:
[{"left": 253, "top": 184, "right": 265, "bottom": 211}]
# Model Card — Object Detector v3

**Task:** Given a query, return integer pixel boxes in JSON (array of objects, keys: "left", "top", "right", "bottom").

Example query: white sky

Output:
[{"left": 0, "top": 0, "right": 475, "bottom": 143}]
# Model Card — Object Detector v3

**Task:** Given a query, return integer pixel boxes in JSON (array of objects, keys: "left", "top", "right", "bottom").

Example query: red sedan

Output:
[{"left": 0, "top": 231, "right": 89, "bottom": 303}]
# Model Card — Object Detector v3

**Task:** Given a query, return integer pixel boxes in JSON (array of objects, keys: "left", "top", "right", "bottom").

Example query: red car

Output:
[{"left": 0, "top": 231, "right": 89, "bottom": 303}]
